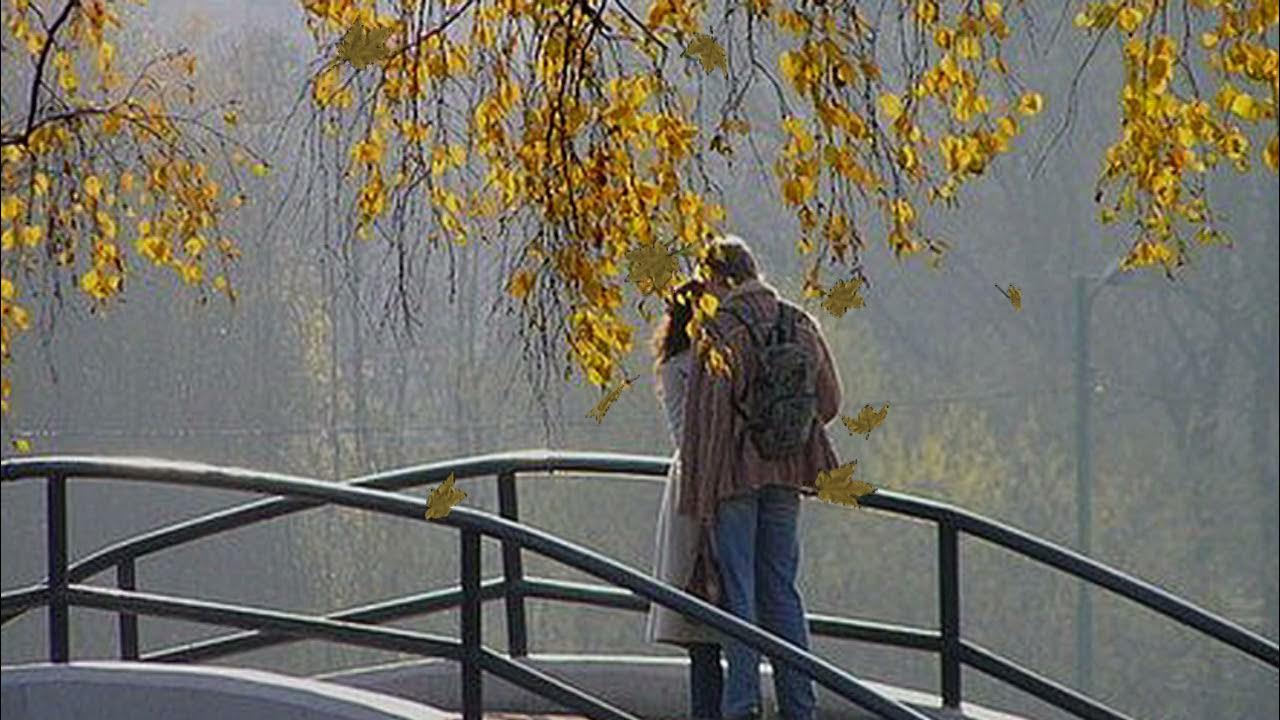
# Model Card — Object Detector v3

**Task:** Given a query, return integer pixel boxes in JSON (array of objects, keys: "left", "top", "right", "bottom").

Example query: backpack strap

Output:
[
  {"left": 721, "top": 305, "right": 762, "bottom": 349},
  {"left": 770, "top": 302, "right": 797, "bottom": 345}
]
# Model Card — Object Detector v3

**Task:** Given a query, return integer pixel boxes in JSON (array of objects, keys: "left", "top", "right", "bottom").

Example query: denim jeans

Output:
[{"left": 714, "top": 484, "right": 816, "bottom": 720}]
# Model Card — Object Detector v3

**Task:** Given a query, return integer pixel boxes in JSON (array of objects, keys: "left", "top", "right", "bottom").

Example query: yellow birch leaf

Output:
[
  {"left": 815, "top": 460, "right": 876, "bottom": 507},
  {"left": 587, "top": 375, "right": 634, "bottom": 424},
  {"left": 841, "top": 402, "right": 889, "bottom": 439},
  {"left": 821, "top": 277, "right": 865, "bottom": 317},
  {"left": 879, "top": 93, "right": 904, "bottom": 120},
  {"left": 1117, "top": 7, "right": 1143, "bottom": 33},
  {"left": 338, "top": 22, "right": 394, "bottom": 69},
  {"left": 626, "top": 243, "right": 678, "bottom": 294},
  {"left": 682, "top": 34, "right": 728, "bottom": 74},
  {"left": 425, "top": 472, "right": 467, "bottom": 519},
  {"left": 996, "top": 283, "right": 1022, "bottom": 310},
  {"left": 1018, "top": 92, "right": 1044, "bottom": 116}
]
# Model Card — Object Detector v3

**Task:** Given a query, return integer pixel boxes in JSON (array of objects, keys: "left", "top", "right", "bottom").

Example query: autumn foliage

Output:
[{"left": 2, "top": 0, "right": 1277, "bottom": 417}]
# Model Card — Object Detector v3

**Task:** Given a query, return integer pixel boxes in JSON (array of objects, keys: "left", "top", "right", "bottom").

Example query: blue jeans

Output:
[{"left": 714, "top": 484, "right": 816, "bottom": 720}]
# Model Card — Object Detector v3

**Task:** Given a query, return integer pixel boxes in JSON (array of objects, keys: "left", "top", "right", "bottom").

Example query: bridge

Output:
[{"left": 1, "top": 451, "right": 1276, "bottom": 720}]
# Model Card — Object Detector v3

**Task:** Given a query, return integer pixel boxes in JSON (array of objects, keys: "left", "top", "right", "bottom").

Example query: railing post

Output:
[
  {"left": 496, "top": 470, "right": 529, "bottom": 657},
  {"left": 939, "top": 518, "right": 961, "bottom": 708},
  {"left": 117, "top": 559, "right": 139, "bottom": 660},
  {"left": 460, "top": 527, "right": 482, "bottom": 720},
  {"left": 47, "top": 474, "right": 69, "bottom": 663}
]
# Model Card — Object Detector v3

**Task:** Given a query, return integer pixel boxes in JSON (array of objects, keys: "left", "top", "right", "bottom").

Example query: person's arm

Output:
[{"left": 805, "top": 312, "right": 843, "bottom": 423}]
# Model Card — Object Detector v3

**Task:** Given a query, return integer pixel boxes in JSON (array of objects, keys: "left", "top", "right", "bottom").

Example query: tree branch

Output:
[{"left": 25, "top": 0, "right": 81, "bottom": 139}]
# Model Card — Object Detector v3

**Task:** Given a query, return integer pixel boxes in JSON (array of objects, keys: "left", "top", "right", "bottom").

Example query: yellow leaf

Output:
[
  {"left": 586, "top": 375, "right": 634, "bottom": 424},
  {"left": 84, "top": 175, "right": 102, "bottom": 200},
  {"left": 997, "top": 283, "right": 1022, "bottom": 310},
  {"left": 697, "top": 291, "right": 719, "bottom": 318},
  {"left": 821, "top": 277, "right": 865, "bottom": 317},
  {"left": 682, "top": 33, "right": 728, "bottom": 74},
  {"left": 0, "top": 278, "right": 12, "bottom": 300},
  {"left": 915, "top": 0, "right": 938, "bottom": 25},
  {"left": 425, "top": 472, "right": 467, "bottom": 519},
  {"left": 12, "top": 438, "right": 33, "bottom": 453},
  {"left": 1018, "top": 92, "right": 1044, "bottom": 116},
  {"left": 508, "top": 268, "right": 536, "bottom": 299},
  {"left": 815, "top": 460, "right": 876, "bottom": 508},
  {"left": 337, "top": 22, "right": 394, "bottom": 69},
  {"left": 626, "top": 243, "right": 678, "bottom": 294},
  {"left": 9, "top": 304, "right": 30, "bottom": 330},
  {"left": 251, "top": 162, "right": 270, "bottom": 177},
  {"left": 223, "top": 110, "right": 239, "bottom": 126},
  {"left": 1228, "top": 93, "right": 1257, "bottom": 120},
  {"left": 1265, "top": 135, "right": 1278, "bottom": 173},
  {"left": 840, "top": 402, "right": 889, "bottom": 439},
  {"left": 1, "top": 196, "right": 24, "bottom": 221},
  {"left": 879, "top": 92, "right": 904, "bottom": 120},
  {"left": 21, "top": 225, "right": 43, "bottom": 247},
  {"left": 33, "top": 172, "right": 49, "bottom": 196},
  {"left": 1200, "top": 32, "right": 1219, "bottom": 50},
  {"left": 1117, "top": 6, "right": 1143, "bottom": 33}
]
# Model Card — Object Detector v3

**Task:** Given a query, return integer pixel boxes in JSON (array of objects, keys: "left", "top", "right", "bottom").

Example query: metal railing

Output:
[{"left": 2, "top": 451, "right": 1277, "bottom": 720}]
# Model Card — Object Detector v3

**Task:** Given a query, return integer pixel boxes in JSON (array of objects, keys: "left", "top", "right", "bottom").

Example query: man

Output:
[{"left": 678, "top": 235, "right": 844, "bottom": 720}]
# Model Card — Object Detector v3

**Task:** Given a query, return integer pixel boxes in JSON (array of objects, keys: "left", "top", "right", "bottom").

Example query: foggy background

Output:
[{"left": 2, "top": 2, "right": 1276, "bottom": 719}]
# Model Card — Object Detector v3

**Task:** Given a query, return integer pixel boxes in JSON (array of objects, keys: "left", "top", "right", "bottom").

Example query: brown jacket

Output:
[{"left": 676, "top": 278, "right": 843, "bottom": 603}]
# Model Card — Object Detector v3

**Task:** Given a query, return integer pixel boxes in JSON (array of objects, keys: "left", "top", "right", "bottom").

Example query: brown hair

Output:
[
  {"left": 705, "top": 234, "right": 760, "bottom": 287},
  {"left": 650, "top": 279, "right": 706, "bottom": 367}
]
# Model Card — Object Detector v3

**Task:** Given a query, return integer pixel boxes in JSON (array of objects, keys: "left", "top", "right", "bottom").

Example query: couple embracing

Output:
[{"left": 644, "top": 236, "right": 844, "bottom": 720}]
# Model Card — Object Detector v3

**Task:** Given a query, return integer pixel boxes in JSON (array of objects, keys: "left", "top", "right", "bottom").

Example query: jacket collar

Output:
[{"left": 720, "top": 277, "right": 778, "bottom": 306}]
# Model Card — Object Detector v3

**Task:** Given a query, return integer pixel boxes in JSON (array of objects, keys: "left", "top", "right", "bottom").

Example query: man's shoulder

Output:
[{"left": 777, "top": 298, "right": 824, "bottom": 334}]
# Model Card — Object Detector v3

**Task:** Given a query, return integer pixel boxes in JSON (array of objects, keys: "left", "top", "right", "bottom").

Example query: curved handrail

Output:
[
  {"left": 4, "top": 451, "right": 1273, "bottom": 669},
  {"left": 58, "top": 450, "right": 662, "bottom": 585},
  {"left": 0, "top": 456, "right": 932, "bottom": 720}
]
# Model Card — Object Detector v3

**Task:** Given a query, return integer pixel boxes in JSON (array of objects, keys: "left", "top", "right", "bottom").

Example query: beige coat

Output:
[{"left": 646, "top": 350, "right": 721, "bottom": 646}]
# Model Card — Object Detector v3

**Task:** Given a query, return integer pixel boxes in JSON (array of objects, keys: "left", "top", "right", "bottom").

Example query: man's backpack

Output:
[{"left": 721, "top": 302, "right": 820, "bottom": 461}]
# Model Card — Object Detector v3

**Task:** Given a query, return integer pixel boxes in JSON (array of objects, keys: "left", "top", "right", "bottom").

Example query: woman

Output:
[{"left": 645, "top": 279, "right": 724, "bottom": 720}]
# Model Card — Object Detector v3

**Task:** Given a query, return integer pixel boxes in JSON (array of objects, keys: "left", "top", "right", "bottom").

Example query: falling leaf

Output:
[
  {"left": 841, "top": 402, "right": 889, "bottom": 439},
  {"left": 425, "top": 472, "right": 467, "bottom": 519},
  {"left": 223, "top": 110, "right": 239, "bottom": 127},
  {"left": 815, "top": 460, "right": 876, "bottom": 508},
  {"left": 682, "top": 33, "right": 727, "bottom": 74},
  {"left": 337, "top": 22, "right": 395, "bottom": 69},
  {"left": 996, "top": 283, "right": 1021, "bottom": 311},
  {"left": 587, "top": 375, "right": 635, "bottom": 424},
  {"left": 251, "top": 162, "right": 270, "bottom": 177},
  {"left": 12, "top": 438, "right": 33, "bottom": 453},
  {"left": 821, "top": 277, "right": 865, "bottom": 317},
  {"left": 626, "top": 243, "right": 678, "bottom": 294}
]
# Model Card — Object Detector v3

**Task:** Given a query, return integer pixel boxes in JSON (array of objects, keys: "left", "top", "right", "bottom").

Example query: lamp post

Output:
[{"left": 1073, "top": 257, "right": 1129, "bottom": 695}]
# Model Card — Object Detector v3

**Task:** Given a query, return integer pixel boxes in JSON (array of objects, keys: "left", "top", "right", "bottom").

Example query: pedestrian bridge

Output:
[{"left": 1, "top": 451, "right": 1276, "bottom": 720}]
